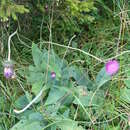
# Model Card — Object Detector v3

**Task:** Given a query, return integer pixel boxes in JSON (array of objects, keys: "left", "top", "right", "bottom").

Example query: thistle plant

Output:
[{"left": 3, "top": 30, "right": 17, "bottom": 79}]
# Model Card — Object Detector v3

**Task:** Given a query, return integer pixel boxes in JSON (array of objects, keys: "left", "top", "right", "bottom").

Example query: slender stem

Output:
[
  {"left": 8, "top": 30, "right": 17, "bottom": 61},
  {"left": 43, "top": 41, "right": 104, "bottom": 63},
  {"left": 62, "top": 35, "right": 76, "bottom": 65},
  {"left": 105, "top": 50, "right": 130, "bottom": 62},
  {"left": 43, "top": 41, "right": 130, "bottom": 63}
]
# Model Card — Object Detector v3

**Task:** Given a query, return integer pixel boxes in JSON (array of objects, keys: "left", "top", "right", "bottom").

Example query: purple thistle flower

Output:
[
  {"left": 105, "top": 60, "right": 119, "bottom": 76},
  {"left": 4, "top": 67, "right": 14, "bottom": 79},
  {"left": 3, "top": 60, "right": 14, "bottom": 79},
  {"left": 51, "top": 72, "right": 56, "bottom": 79}
]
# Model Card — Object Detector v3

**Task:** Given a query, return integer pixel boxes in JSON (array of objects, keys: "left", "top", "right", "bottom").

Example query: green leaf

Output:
[
  {"left": 11, "top": 12, "right": 17, "bottom": 20},
  {"left": 32, "top": 43, "right": 43, "bottom": 66},
  {"left": 45, "top": 86, "right": 66, "bottom": 105},
  {"left": 124, "top": 80, "right": 130, "bottom": 88},
  {"left": 105, "top": 125, "right": 121, "bottom": 130},
  {"left": 31, "top": 82, "right": 45, "bottom": 103},
  {"left": 96, "top": 67, "right": 111, "bottom": 87},
  {"left": 25, "top": 91, "right": 32, "bottom": 102},
  {"left": 27, "top": 71, "right": 44, "bottom": 83},
  {"left": 32, "top": 81, "right": 44, "bottom": 95},
  {"left": 50, "top": 62, "right": 61, "bottom": 78},
  {"left": 14, "top": 95, "right": 29, "bottom": 109},
  {"left": 62, "top": 109, "right": 70, "bottom": 118},
  {"left": 10, "top": 120, "right": 43, "bottom": 130},
  {"left": 61, "top": 94, "right": 74, "bottom": 106},
  {"left": 50, "top": 125, "right": 57, "bottom": 130},
  {"left": 73, "top": 90, "right": 105, "bottom": 107},
  {"left": 63, "top": 66, "right": 93, "bottom": 90},
  {"left": 0, "top": 125, "right": 3, "bottom": 130},
  {"left": 0, "top": 1, "right": 29, "bottom": 21},
  {"left": 56, "top": 120, "right": 84, "bottom": 130},
  {"left": 0, "top": 96, "right": 6, "bottom": 110},
  {"left": 43, "top": 104, "right": 60, "bottom": 118},
  {"left": 32, "top": 44, "right": 62, "bottom": 78},
  {"left": 120, "top": 87, "right": 130, "bottom": 103},
  {"left": 28, "top": 112, "right": 43, "bottom": 121},
  {"left": 41, "top": 49, "right": 62, "bottom": 78}
]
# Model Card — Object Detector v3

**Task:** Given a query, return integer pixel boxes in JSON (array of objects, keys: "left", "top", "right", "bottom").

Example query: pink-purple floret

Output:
[
  {"left": 105, "top": 60, "right": 119, "bottom": 76},
  {"left": 4, "top": 67, "right": 14, "bottom": 79},
  {"left": 51, "top": 72, "right": 56, "bottom": 79}
]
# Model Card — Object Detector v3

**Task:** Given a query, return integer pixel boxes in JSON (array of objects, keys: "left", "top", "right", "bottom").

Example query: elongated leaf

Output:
[
  {"left": 14, "top": 95, "right": 29, "bottom": 109},
  {"left": 32, "top": 81, "right": 44, "bottom": 95},
  {"left": 45, "top": 86, "right": 66, "bottom": 105},
  {"left": 62, "top": 66, "right": 93, "bottom": 90},
  {"left": 32, "top": 43, "right": 43, "bottom": 66},
  {"left": 27, "top": 70, "right": 44, "bottom": 83},
  {"left": 96, "top": 67, "right": 111, "bottom": 87}
]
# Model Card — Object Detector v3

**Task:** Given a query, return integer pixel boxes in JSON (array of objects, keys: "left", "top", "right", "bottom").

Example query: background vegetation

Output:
[{"left": 0, "top": 0, "right": 130, "bottom": 130}]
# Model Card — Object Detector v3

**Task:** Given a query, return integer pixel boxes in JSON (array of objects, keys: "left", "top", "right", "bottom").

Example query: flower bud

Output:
[{"left": 51, "top": 72, "right": 56, "bottom": 79}]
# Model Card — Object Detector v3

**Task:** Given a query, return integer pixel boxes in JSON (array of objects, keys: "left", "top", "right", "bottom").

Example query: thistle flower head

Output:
[
  {"left": 105, "top": 60, "right": 119, "bottom": 76},
  {"left": 51, "top": 72, "right": 56, "bottom": 79},
  {"left": 4, "top": 67, "right": 14, "bottom": 79},
  {"left": 3, "top": 60, "right": 14, "bottom": 79}
]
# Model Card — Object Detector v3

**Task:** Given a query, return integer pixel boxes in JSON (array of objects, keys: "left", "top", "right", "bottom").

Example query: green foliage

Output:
[
  {"left": 96, "top": 67, "right": 111, "bottom": 87},
  {"left": 10, "top": 112, "right": 44, "bottom": 130},
  {"left": 66, "top": 0, "right": 96, "bottom": 23},
  {"left": 10, "top": 120, "right": 43, "bottom": 130},
  {"left": 0, "top": 0, "right": 29, "bottom": 21},
  {"left": 56, "top": 120, "right": 84, "bottom": 130},
  {"left": 121, "top": 68, "right": 130, "bottom": 103},
  {"left": 14, "top": 95, "right": 29, "bottom": 109},
  {"left": 10, "top": 43, "right": 117, "bottom": 129},
  {"left": 120, "top": 87, "right": 130, "bottom": 103},
  {"left": 73, "top": 89, "right": 105, "bottom": 107}
]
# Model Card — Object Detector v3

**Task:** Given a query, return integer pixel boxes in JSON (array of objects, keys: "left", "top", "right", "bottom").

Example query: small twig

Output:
[{"left": 8, "top": 30, "right": 17, "bottom": 61}]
